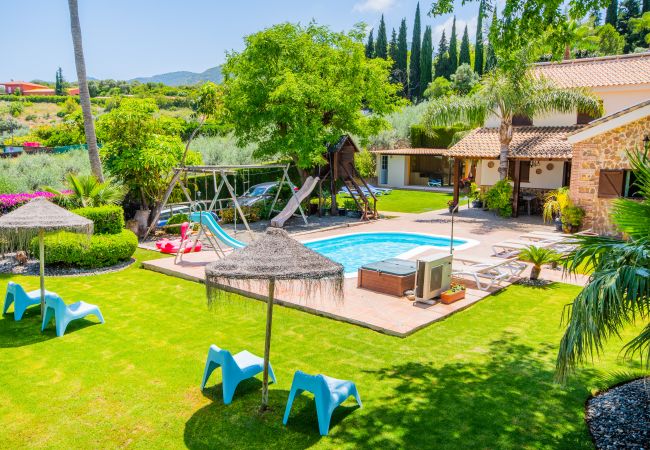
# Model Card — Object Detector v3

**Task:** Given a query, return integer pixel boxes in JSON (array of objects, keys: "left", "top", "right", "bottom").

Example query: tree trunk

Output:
[
  {"left": 564, "top": 44, "right": 571, "bottom": 60},
  {"left": 530, "top": 265, "right": 541, "bottom": 281},
  {"left": 498, "top": 119, "right": 513, "bottom": 180},
  {"left": 68, "top": 0, "right": 103, "bottom": 182},
  {"left": 180, "top": 116, "right": 205, "bottom": 166}
]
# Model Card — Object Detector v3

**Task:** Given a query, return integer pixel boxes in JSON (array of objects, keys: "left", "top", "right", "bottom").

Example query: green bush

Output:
[
  {"left": 485, "top": 179, "right": 513, "bottom": 217},
  {"left": 72, "top": 205, "right": 125, "bottom": 234},
  {"left": 219, "top": 205, "right": 262, "bottom": 223},
  {"left": 410, "top": 125, "right": 468, "bottom": 148},
  {"left": 1, "top": 95, "right": 106, "bottom": 105},
  {"left": 30, "top": 229, "right": 137, "bottom": 268},
  {"left": 167, "top": 213, "right": 189, "bottom": 226}
]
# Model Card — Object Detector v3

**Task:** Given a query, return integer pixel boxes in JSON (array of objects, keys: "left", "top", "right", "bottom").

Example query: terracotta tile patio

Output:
[{"left": 142, "top": 206, "right": 589, "bottom": 337}]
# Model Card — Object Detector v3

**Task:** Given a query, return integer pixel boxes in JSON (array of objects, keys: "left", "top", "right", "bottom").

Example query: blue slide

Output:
[{"left": 190, "top": 212, "right": 246, "bottom": 249}]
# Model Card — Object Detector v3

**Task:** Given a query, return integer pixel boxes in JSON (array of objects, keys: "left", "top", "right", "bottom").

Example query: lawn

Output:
[
  {"left": 0, "top": 248, "right": 642, "bottom": 449},
  {"left": 350, "top": 189, "right": 454, "bottom": 214}
]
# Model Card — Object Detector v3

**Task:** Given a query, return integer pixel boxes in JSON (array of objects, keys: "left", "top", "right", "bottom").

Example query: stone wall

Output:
[{"left": 570, "top": 115, "right": 650, "bottom": 234}]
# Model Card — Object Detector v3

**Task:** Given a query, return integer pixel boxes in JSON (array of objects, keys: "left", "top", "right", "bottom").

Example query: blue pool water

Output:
[{"left": 304, "top": 232, "right": 467, "bottom": 274}]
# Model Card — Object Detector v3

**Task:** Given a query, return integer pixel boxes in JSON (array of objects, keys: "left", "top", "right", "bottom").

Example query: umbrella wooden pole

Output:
[
  {"left": 39, "top": 228, "right": 45, "bottom": 316},
  {"left": 261, "top": 278, "right": 275, "bottom": 409}
]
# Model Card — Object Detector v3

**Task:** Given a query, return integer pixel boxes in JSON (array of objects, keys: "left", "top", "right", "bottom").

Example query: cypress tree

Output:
[
  {"left": 55, "top": 67, "right": 64, "bottom": 96},
  {"left": 448, "top": 17, "right": 459, "bottom": 74},
  {"left": 389, "top": 28, "right": 399, "bottom": 83},
  {"left": 409, "top": 2, "right": 422, "bottom": 100},
  {"left": 376, "top": 15, "right": 388, "bottom": 59},
  {"left": 484, "top": 10, "right": 498, "bottom": 72},
  {"left": 459, "top": 25, "right": 471, "bottom": 66},
  {"left": 397, "top": 19, "right": 409, "bottom": 97},
  {"left": 365, "top": 29, "right": 375, "bottom": 58},
  {"left": 644, "top": 0, "right": 650, "bottom": 12},
  {"left": 474, "top": 0, "right": 485, "bottom": 75},
  {"left": 606, "top": 0, "right": 618, "bottom": 27},
  {"left": 618, "top": 0, "right": 643, "bottom": 52},
  {"left": 419, "top": 26, "right": 433, "bottom": 98},
  {"left": 434, "top": 30, "right": 451, "bottom": 79}
]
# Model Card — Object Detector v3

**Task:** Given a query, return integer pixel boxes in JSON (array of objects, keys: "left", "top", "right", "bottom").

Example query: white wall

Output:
[
  {"left": 477, "top": 159, "right": 565, "bottom": 189},
  {"left": 377, "top": 154, "right": 409, "bottom": 187},
  {"left": 533, "top": 112, "right": 576, "bottom": 126}
]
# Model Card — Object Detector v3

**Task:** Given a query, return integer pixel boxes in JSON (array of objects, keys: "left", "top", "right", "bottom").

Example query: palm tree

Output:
[
  {"left": 68, "top": 0, "right": 103, "bottom": 182},
  {"left": 45, "top": 174, "right": 126, "bottom": 208},
  {"left": 423, "top": 62, "right": 603, "bottom": 180},
  {"left": 519, "top": 245, "right": 560, "bottom": 280},
  {"left": 556, "top": 150, "right": 650, "bottom": 382},
  {"left": 542, "top": 186, "right": 572, "bottom": 223}
]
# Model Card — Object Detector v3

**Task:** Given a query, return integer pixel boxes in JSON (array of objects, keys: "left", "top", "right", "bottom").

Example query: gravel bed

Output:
[
  {"left": 0, "top": 254, "right": 136, "bottom": 277},
  {"left": 515, "top": 278, "right": 553, "bottom": 287},
  {"left": 586, "top": 377, "right": 649, "bottom": 449}
]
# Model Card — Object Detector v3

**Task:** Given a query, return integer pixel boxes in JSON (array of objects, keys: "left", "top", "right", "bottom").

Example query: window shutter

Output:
[{"left": 598, "top": 170, "right": 624, "bottom": 198}]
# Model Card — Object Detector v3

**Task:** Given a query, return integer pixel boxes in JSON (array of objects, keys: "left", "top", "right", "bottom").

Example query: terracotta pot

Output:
[{"left": 440, "top": 290, "right": 465, "bottom": 304}]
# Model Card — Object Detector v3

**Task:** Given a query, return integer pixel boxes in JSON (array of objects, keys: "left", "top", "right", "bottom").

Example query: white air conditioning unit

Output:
[{"left": 415, "top": 253, "right": 453, "bottom": 304}]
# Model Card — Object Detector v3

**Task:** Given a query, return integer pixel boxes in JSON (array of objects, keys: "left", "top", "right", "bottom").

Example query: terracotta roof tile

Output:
[
  {"left": 448, "top": 126, "right": 582, "bottom": 159},
  {"left": 533, "top": 53, "right": 650, "bottom": 88},
  {"left": 370, "top": 148, "right": 450, "bottom": 156}
]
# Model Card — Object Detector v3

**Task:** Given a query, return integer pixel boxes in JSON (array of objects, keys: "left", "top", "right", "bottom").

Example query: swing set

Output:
[{"left": 144, "top": 163, "right": 308, "bottom": 243}]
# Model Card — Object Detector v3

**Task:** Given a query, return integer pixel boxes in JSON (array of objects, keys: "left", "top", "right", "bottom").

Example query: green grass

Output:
[
  {"left": 0, "top": 248, "right": 642, "bottom": 449},
  {"left": 357, "top": 189, "right": 453, "bottom": 214}
]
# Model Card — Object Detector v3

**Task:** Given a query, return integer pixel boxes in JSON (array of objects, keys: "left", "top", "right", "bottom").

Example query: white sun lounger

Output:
[
  {"left": 454, "top": 255, "right": 527, "bottom": 277},
  {"left": 492, "top": 240, "right": 557, "bottom": 258},
  {"left": 452, "top": 257, "right": 522, "bottom": 291}
]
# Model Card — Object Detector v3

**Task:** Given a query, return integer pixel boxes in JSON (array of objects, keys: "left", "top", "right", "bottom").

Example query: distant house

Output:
[{"left": 0, "top": 81, "right": 79, "bottom": 96}]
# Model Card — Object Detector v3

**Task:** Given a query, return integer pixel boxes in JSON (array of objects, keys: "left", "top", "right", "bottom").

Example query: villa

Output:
[{"left": 374, "top": 53, "right": 650, "bottom": 233}]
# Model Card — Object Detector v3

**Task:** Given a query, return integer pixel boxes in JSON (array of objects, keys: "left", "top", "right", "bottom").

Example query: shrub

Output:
[
  {"left": 72, "top": 205, "right": 125, "bottom": 234},
  {"left": 485, "top": 179, "right": 513, "bottom": 217},
  {"left": 219, "top": 205, "right": 262, "bottom": 223},
  {"left": 167, "top": 213, "right": 189, "bottom": 226},
  {"left": 0, "top": 191, "right": 57, "bottom": 213},
  {"left": 410, "top": 124, "right": 467, "bottom": 148},
  {"left": 30, "top": 229, "right": 137, "bottom": 268}
]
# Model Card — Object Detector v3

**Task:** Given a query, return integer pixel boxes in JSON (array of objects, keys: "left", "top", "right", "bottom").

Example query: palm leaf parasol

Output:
[
  {"left": 0, "top": 197, "right": 93, "bottom": 315},
  {"left": 205, "top": 227, "right": 344, "bottom": 408}
]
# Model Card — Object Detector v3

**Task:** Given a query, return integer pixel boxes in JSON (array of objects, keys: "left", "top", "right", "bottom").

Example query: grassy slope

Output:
[
  {"left": 374, "top": 189, "right": 453, "bottom": 214},
  {"left": 0, "top": 249, "right": 642, "bottom": 449}
]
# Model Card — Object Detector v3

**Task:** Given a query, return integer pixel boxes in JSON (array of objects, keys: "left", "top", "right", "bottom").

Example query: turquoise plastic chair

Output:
[
  {"left": 3, "top": 282, "right": 60, "bottom": 321},
  {"left": 41, "top": 296, "right": 104, "bottom": 337},
  {"left": 283, "top": 370, "right": 362, "bottom": 436},
  {"left": 201, "top": 344, "right": 276, "bottom": 404}
]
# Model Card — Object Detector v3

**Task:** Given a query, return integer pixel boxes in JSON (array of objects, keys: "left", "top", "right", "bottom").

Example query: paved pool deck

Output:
[{"left": 141, "top": 205, "right": 589, "bottom": 337}]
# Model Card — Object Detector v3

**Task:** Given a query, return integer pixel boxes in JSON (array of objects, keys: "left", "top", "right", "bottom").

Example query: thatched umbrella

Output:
[
  {"left": 205, "top": 227, "right": 344, "bottom": 409},
  {"left": 0, "top": 197, "right": 93, "bottom": 315}
]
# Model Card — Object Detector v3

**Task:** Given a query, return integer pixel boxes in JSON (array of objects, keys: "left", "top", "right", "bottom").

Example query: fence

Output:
[{"left": 0, "top": 144, "right": 88, "bottom": 158}]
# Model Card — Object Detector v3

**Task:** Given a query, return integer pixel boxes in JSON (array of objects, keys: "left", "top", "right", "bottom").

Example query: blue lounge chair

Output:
[
  {"left": 41, "top": 296, "right": 104, "bottom": 337},
  {"left": 3, "top": 282, "right": 60, "bottom": 321},
  {"left": 283, "top": 370, "right": 362, "bottom": 436},
  {"left": 201, "top": 344, "right": 276, "bottom": 404}
]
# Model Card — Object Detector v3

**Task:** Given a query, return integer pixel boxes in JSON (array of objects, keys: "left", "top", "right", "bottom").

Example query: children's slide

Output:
[
  {"left": 189, "top": 212, "right": 246, "bottom": 249},
  {"left": 270, "top": 176, "right": 320, "bottom": 228}
]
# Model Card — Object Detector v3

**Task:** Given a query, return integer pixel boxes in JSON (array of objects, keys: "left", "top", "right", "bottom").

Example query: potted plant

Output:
[
  {"left": 561, "top": 206, "right": 585, "bottom": 233},
  {"left": 469, "top": 182, "right": 483, "bottom": 208},
  {"left": 448, "top": 200, "right": 458, "bottom": 213},
  {"left": 519, "top": 245, "right": 560, "bottom": 280},
  {"left": 440, "top": 283, "right": 466, "bottom": 304},
  {"left": 542, "top": 187, "right": 572, "bottom": 231}
]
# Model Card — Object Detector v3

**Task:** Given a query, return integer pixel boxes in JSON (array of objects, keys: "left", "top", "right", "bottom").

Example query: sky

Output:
[{"left": 1, "top": 0, "right": 482, "bottom": 82}]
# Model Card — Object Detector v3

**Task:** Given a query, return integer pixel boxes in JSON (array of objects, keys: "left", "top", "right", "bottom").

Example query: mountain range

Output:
[{"left": 130, "top": 66, "right": 222, "bottom": 86}]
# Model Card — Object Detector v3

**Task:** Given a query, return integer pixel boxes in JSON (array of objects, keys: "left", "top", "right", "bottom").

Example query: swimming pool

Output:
[{"left": 303, "top": 232, "right": 476, "bottom": 275}]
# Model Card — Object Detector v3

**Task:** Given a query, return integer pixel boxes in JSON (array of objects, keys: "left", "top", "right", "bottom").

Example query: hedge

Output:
[
  {"left": 410, "top": 125, "right": 468, "bottom": 148},
  {"left": 0, "top": 95, "right": 106, "bottom": 106},
  {"left": 30, "top": 229, "right": 137, "bottom": 269},
  {"left": 72, "top": 205, "right": 125, "bottom": 235}
]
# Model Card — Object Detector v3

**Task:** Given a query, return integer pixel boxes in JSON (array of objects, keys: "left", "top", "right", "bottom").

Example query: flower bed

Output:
[{"left": 0, "top": 190, "right": 71, "bottom": 214}]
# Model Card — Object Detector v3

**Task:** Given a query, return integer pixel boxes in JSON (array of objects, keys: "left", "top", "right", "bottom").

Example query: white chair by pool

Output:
[
  {"left": 452, "top": 257, "right": 522, "bottom": 291},
  {"left": 454, "top": 255, "right": 527, "bottom": 278}
]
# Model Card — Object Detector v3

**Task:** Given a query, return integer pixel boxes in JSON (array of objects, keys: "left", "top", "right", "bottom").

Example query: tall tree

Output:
[
  {"left": 618, "top": 0, "right": 643, "bottom": 52},
  {"left": 556, "top": 151, "right": 650, "bottom": 382},
  {"left": 434, "top": 30, "right": 451, "bottom": 79},
  {"left": 459, "top": 25, "right": 471, "bottom": 66},
  {"left": 397, "top": 19, "right": 409, "bottom": 97},
  {"left": 424, "top": 61, "right": 602, "bottom": 180},
  {"left": 644, "top": 0, "right": 650, "bottom": 12},
  {"left": 606, "top": 0, "right": 619, "bottom": 27},
  {"left": 474, "top": 0, "right": 485, "bottom": 75},
  {"left": 420, "top": 26, "right": 434, "bottom": 98},
  {"left": 409, "top": 2, "right": 422, "bottom": 100},
  {"left": 67, "top": 0, "right": 103, "bottom": 182},
  {"left": 55, "top": 67, "right": 64, "bottom": 96},
  {"left": 448, "top": 17, "right": 459, "bottom": 74},
  {"left": 376, "top": 15, "right": 388, "bottom": 59},
  {"left": 389, "top": 28, "right": 399, "bottom": 83},
  {"left": 365, "top": 28, "right": 375, "bottom": 58},
  {"left": 484, "top": 9, "right": 498, "bottom": 72}
]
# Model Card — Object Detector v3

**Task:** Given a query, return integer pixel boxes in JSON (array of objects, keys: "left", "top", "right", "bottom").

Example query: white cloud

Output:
[
  {"left": 432, "top": 15, "right": 479, "bottom": 50},
  {"left": 353, "top": 0, "right": 397, "bottom": 13}
]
